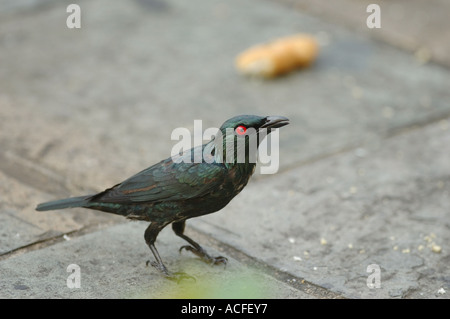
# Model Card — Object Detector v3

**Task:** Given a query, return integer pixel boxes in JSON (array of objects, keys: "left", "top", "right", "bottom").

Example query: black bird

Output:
[{"left": 36, "top": 115, "right": 289, "bottom": 280}]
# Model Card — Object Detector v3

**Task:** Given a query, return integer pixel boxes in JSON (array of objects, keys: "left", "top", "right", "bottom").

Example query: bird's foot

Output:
[
  {"left": 179, "top": 245, "right": 228, "bottom": 266},
  {"left": 146, "top": 260, "right": 196, "bottom": 283}
]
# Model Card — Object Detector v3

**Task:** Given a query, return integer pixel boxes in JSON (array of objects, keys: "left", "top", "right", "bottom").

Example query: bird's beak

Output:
[{"left": 260, "top": 116, "right": 290, "bottom": 129}]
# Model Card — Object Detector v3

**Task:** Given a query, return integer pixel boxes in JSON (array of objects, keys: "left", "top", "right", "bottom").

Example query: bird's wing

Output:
[{"left": 91, "top": 156, "right": 227, "bottom": 204}]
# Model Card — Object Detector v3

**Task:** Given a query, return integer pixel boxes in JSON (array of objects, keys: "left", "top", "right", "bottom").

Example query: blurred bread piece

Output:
[{"left": 236, "top": 34, "right": 319, "bottom": 78}]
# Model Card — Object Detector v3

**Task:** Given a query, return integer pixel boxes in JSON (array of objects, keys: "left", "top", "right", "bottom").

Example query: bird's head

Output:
[
  {"left": 218, "top": 114, "right": 290, "bottom": 135},
  {"left": 212, "top": 115, "right": 289, "bottom": 166}
]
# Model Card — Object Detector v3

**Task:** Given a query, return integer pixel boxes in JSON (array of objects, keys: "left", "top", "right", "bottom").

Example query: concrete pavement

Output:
[{"left": 0, "top": 0, "right": 449, "bottom": 298}]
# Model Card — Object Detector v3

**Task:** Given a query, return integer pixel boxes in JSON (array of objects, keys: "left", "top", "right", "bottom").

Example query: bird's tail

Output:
[{"left": 36, "top": 195, "right": 92, "bottom": 211}]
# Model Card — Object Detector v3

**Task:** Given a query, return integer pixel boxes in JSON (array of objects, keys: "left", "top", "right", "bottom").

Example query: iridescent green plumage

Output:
[{"left": 36, "top": 115, "right": 289, "bottom": 280}]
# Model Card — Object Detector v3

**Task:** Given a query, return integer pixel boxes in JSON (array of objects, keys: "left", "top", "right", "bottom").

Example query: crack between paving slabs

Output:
[{"left": 187, "top": 225, "right": 346, "bottom": 299}]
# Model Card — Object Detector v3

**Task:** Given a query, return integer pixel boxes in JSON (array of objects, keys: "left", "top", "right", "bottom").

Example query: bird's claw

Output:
[{"left": 179, "top": 245, "right": 228, "bottom": 267}]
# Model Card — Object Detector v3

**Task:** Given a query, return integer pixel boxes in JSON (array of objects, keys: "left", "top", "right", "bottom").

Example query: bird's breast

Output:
[{"left": 227, "top": 164, "right": 255, "bottom": 193}]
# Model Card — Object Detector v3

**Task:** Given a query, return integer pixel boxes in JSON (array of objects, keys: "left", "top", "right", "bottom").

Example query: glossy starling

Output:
[{"left": 36, "top": 115, "right": 289, "bottom": 280}]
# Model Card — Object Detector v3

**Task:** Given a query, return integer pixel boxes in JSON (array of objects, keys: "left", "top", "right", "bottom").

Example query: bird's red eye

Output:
[{"left": 235, "top": 125, "right": 247, "bottom": 136}]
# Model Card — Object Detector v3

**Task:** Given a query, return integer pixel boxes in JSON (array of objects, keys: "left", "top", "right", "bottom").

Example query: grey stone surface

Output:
[
  {"left": 1, "top": 0, "right": 449, "bottom": 182},
  {"left": 0, "top": 153, "right": 124, "bottom": 254},
  {"left": 0, "top": 221, "right": 311, "bottom": 299},
  {"left": 273, "top": 0, "right": 450, "bottom": 67},
  {"left": 191, "top": 119, "right": 450, "bottom": 298},
  {"left": 0, "top": 0, "right": 449, "bottom": 299}
]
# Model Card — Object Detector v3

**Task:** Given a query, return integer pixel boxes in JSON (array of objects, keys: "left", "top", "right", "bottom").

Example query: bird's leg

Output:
[
  {"left": 172, "top": 221, "right": 228, "bottom": 266},
  {"left": 144, "top": 222, "right": 195, "bottom": 282}
]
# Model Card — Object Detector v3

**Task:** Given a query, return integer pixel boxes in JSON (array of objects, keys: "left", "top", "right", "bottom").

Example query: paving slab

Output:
[
  {"left": 273, "top": 0, "right": 450, "bottom": 68},
  {"left": 0, "top": 221, "right": 312, "bottom": 299},
  {"left": 0, "top": 0, "right": 449, "bottom": 299},
  {"left": 0, "top": 169, "right": 77, "bottom": 255},
  {"left": 0, "top": 152, "right": 124, "bottom": 255},
  {"left": 191, "top": 119, "right": 450, "bottom": 298},
  {"left": 1, "top": 0, "right": 449, "bottom": 183}
]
